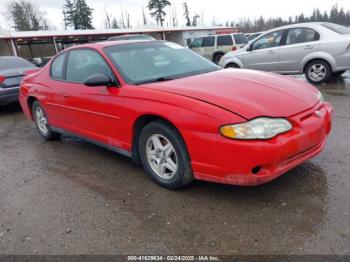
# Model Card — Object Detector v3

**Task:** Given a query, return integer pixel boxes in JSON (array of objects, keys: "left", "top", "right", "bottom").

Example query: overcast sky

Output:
[{"left": 0, "top": 0, "right": 349, "bottom": 31}]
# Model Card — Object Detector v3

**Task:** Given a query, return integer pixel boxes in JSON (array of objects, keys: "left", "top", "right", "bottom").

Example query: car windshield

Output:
[
  {"left": 322, "top": 23, "right": 350, "bottom": 35},
  {"left": 0, "top": 57, "right": 35, "bottom": 70},
  {"left": 104, "top": 41, "right": 220, "bottom": 85},
  {"left": 233, "top": 34, "right": 248, "bottom": 44}
]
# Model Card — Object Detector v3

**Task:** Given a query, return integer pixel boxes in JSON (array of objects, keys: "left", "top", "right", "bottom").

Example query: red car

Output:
[{"left": 19, "top": 40, "right": 333, "bottom": 189}]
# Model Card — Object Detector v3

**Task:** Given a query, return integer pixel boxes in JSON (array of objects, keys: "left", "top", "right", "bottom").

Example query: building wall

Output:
[{"left": 0, "top": 39, "right": 12, "bottom": 56}]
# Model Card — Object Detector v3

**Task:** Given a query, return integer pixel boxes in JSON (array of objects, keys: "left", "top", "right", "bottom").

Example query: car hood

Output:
[{"left": 142, "top": 69, "right": 320, "bottom": 119}]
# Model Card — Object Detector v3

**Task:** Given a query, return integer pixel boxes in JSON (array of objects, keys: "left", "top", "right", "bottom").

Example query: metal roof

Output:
[{"left": 0, "top": 26, "right": 238, "bottom": 40}]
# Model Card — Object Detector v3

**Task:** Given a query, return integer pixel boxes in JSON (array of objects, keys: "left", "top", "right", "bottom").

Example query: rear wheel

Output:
[
  {"left": 333, "top": 70, "right": 346, "bottom": 77},
  {"left": 32, "top": 101, "right": 60, "bottom": 140},
  {"left": 138, "top": 120, "right": 193, "bottom": 189},
  {"left": 305, "top": 60, "right": 332, "bottom": 84},
  {"left": 213, "top": 53, "right": 224, "bottom": 65}
]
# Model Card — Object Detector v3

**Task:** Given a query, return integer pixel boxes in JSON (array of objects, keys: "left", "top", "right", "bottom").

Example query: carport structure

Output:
[{"left": 0, "top": 26, "right": 238, "bottom": 61}]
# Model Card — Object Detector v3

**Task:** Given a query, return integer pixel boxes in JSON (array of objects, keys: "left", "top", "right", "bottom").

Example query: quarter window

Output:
[
  {"left": 66, "top": 49, "right": 115, "bottom": 83},
  {"left": 252, "top": 30, "right": 284, "bottom": 50},
  {"left": 217, "top": 35, "right": 233, "bottom": 46},
  {"left": 51, "top": 53, "right": 66, "bottom": 80},
  {"left": 285, "top": 28, "right": 320, "bottom": 45}
]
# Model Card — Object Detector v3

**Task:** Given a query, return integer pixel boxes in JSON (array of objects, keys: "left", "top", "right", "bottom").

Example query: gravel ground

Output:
[{"left": 0, "top": 72, "right": 349, "bottom": 255}]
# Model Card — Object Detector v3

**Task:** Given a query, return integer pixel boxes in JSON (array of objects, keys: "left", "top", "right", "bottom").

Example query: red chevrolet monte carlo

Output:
[{"left": 19, "top": 40, "right": 333, "bottom": 189}]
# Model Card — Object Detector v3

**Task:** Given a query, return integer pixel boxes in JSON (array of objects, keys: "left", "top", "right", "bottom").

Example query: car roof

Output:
[
  {"left": 264, "top": 22, "right": 326, "bottom": 32},
  {"left": 64, "top": 39, "right": 162, "bottom": 51}
]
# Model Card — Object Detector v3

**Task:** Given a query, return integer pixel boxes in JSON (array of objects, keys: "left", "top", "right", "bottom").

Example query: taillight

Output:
[
  {"left": 0, "top": 75, "right": 5, "bottom": 83},
  {"left": 232, "top": 46, "right": 237, "bottom": 51}
]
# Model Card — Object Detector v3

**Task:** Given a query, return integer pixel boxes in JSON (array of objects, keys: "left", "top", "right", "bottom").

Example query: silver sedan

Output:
[{"left": 219, "top": 22, "right": 350, "bottom": 84}]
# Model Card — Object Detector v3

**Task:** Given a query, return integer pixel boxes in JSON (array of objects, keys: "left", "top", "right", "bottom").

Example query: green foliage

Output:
[
  {"left": 147, "top": 0, "right": 171, "bottom": 26},
  {"left": 228, "top": 4, "right": 350, "bottom": 33},
  {"left": 63, "top": 0, "right": 94, "bottom": 30},
  {"left": 7, "top": 0, "right": 45, "bottom": 31},
  {"left": 183, "top": 2, "right": 191, "bottom": 26}
]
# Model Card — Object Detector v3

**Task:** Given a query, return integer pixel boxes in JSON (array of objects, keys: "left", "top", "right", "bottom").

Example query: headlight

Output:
[
  {"left": 317, "top": 91, "right": 324, "bottom": 102},
  {"left": 220, "top": 117, "right": 292, "bottom": 140}
]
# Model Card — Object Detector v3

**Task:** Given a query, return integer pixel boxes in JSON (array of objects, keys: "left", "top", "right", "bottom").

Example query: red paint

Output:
[{"left": 19, "top": 41, "right": 333, "bottom": 186}]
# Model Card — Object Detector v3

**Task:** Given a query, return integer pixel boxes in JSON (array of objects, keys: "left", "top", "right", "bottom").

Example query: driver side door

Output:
[
  {"left": 59, "top": 48, "right": 121, "bottom": 145},
  {"left": 243, "top": 30, "right": 285, "bottom": 72}
]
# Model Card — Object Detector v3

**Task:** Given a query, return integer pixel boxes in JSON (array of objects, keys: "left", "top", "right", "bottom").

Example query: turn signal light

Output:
[{"left": 232, "top": 46, "right": 237, "bottom": 51}]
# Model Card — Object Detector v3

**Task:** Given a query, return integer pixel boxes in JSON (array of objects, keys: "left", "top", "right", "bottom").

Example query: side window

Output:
[
  {"left": 191, "top": 38, "right": 203, "bottom": 48},
  {"left": 66, "top": 49, "right": 115, "bottom": 83},
  {"left": 51, "top": 53, "right": 66, "bottom": 80},
  {"left": 217, "top": 35, "right": 233, "bottom": 46},
  {"left": 202, "top": 36, "right": 215, "bottom": 47},
  {"left": 252, "top": 30, "right": 284, "bottom": 50},
  {"left": 285, "top": 28, "right": 320, "bottom": 45}
]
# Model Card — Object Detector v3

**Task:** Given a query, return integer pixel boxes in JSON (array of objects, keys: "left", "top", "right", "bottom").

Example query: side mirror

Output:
[
  {"left": 83, "top": 73, "right": 119, "bottom": 87},
  {"left": 246, "top": 44, "right": 253, "bottom": 52}
]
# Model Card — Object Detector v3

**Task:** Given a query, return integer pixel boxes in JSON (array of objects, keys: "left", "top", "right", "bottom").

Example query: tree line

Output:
[
  {"left": 230, "top": 5, "right": 350, "bottom": 33},
  {"left": 4, "top": 0, "right": 350, "bottom": 32}
]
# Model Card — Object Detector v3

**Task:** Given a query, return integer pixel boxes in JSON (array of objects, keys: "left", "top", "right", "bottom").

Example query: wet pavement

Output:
[{"left": 0, "top": 72, "right": 350, "bottom": 255}]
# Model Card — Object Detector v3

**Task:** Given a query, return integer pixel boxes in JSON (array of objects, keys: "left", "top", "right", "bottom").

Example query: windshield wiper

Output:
[{"left": 135, "top": 77, "right": 175, "bottom": 85}]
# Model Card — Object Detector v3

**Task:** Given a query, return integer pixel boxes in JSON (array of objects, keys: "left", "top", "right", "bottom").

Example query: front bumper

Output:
[
  {"left": 0, "top": 87, "right": 19, "bottom": 105},
  {"left": 183, "top": 102, "right": 333, "bottom": 186}
]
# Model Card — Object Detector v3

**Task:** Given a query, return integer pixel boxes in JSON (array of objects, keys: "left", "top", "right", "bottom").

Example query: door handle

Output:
[
  {"left": 267, "top": 50, "right": 275, "bottom": 54},
  {"left": 304, "top": 45, "right": 314, "bottom": 50},
  {"left": 62, "top": 93, "right": 70, "bottom": 99}
]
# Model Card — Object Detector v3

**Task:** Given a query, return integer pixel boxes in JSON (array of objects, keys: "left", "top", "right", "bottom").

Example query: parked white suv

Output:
[
  {"left": 219, "top": 22, "right": 350, "bottom": 84},
  {"left": 189, "top": 33, "right": 248, "bottom": 64}
]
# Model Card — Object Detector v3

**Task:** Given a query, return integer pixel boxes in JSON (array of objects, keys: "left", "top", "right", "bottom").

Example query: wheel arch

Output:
[
  {"left": 27, "top": 96, "right": 38, "bottom": 120},
  {"left": 131, "top": 114, "right": 185, "bottom": 165},
  {"left": 301, "top": 53, "right": 336, "bottom": 73}
]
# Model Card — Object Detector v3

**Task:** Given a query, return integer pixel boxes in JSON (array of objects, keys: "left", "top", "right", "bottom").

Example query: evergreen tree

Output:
[
  {"left": 63, "top": 0, "right": 94, "bottom": 30},
  {"left": 183, "top": 2, "right": 191, "bottom": 26},
  {"left": 147, "top": 0, "right": 171, "bottom": 26},
  {"left": 7, "top": 0, "right": 45, "bottom": 31},
  {"left": 111, "top": 17, "right": 119, "bottom": 29}
]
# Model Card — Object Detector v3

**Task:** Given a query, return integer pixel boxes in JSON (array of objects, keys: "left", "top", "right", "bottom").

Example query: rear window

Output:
[
  {"left": 217, "top": 35, "right": 233, "bottom": 46},
  {"left": 233, "top": 34, "right": 248, "bottom": 44},
  {"left": 0, "top": 57, "right": 35, "bottom": 70},
  {"left": 322, "top": 23, "right": 350, "bottom": 35}
]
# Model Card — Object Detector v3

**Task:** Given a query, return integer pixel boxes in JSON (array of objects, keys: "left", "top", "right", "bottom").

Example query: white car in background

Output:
[
  {"left": 219, "top": 22, "right": 350, "bottom": 84},
  {"left": 189, "top": 33, "right": 248, "bottom": 64}
]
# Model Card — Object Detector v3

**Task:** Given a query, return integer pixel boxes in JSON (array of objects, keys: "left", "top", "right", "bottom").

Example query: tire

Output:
[
  {"left": 32, "top": 101, "right": 61, "bottom": 140},
  {"left": 225, "top": 63, "right": 240, "bottom": 69},
  {"left": 333, "top": 70, "right": 346, "bottom": 77},
  {"left": 305, "top": 60, "right": 332, "bottom": 84},
  {"left": 138, "top": 120, "right": 193, "bottom": 190},
  {"left": 213, "top": 53, "right": 224, "bottom": 65}
]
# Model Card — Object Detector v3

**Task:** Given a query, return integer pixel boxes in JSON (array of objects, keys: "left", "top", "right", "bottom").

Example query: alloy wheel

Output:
[
  {"left": 35, "top": 106, "right": 49, "bottom": 136},
  {"left": 308, "top": 64, "right": 327, "bottom": 82},
  {"left": 145, "top": 134, "right": 178, "bottom": 179}
]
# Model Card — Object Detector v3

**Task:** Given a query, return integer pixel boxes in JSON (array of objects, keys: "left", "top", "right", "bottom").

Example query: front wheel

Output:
[
  {"left": 138, "top": 120, "right": 193, "bottom": 189},
  {"left": 305, "top": 60, "right": 332, "bottom": 84},
  {"left": 225, "top": 63, "right": 240, "bottom": 69},
  {"left": 32, "top": 101, "right": 61, "bottom": 140}
]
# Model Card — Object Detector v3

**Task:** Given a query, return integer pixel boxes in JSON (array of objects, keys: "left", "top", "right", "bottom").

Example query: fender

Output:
[{"left": 300, "top": 52, "right": 337, "bottom": 72}]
